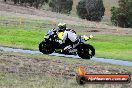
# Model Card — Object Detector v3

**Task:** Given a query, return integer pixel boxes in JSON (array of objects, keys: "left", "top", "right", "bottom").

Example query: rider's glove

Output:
[{"left": 89, "top": 35, "right": 94, "bottom": 39}]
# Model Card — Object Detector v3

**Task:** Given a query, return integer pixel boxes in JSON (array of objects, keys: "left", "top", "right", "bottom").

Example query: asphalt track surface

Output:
[{"left": 0, "top": 46, "right": 132, "bottom": 66}]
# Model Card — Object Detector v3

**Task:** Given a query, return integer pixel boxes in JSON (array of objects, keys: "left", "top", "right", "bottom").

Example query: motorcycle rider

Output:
[
  {"left": 52, "top": 23, "right": 93, "bottom": 52},
  {"left": 50, "top": 23, "right": 77, "bottom": 51},
  {"left": 46, "top": 22, "right": 94, "bottom": 54}
]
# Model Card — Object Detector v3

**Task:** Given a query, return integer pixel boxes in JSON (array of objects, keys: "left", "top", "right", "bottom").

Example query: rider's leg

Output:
[{"left": 62, "top": 31, "right": 78, "bottom": 51}]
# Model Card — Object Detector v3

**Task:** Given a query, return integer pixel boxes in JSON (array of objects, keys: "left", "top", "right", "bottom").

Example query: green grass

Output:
[
  {"left": 89, "top": 35, "right": 132, "bottom": 61},
  {"left": 0, "top": 16, "right": 56, "bottom": 30},
  {"left": 0, "top": 16, "right": 54, "bottom": 24},
  {"left": 0, "top": 16, "right": 55, "bottom": 49},
  {"left": 0, "top": 27, "right": 47, "bottom": 50}
]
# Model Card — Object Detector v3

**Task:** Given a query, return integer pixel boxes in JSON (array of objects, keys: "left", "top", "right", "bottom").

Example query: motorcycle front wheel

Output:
[
  {"left": 39, "top": 41, "right": 55, "bottom": 54},
  {"left": 77, "top": 44, "right": 95, "bottom": 59}
]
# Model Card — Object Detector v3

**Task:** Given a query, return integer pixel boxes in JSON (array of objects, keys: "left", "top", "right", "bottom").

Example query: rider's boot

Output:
[{"left": 61, "top": 45, "right": 72, "bottom": 54}]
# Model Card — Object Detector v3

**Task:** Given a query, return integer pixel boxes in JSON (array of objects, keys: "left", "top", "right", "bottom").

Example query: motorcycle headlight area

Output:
[
  {"left": 44, "top": 34, "right": 50, "bottom": 39},
  {"left": 83, "top": 35, "right": 89, "bottom": 41}
]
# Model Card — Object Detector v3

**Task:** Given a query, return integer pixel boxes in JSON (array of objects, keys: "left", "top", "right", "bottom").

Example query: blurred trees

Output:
[
  {"left": 4, "top": 0, "right": 48, "bottom": 8},
  {"left": 111, "top": 0, "right": 132, "bottom": 28},
  {"left": 4, "top": 0, "right": 73, "bottom": 14},
  {"left": 76, "top": 0, "right": 105, "bottom": 21},
  {"left": 49, "top": 0, "right": 73, "bottom": 14}
]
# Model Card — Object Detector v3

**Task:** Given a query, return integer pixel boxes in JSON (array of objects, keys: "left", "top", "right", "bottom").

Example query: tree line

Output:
[{"left": 4, "top": 0, "right": 48, "bottom": 8}]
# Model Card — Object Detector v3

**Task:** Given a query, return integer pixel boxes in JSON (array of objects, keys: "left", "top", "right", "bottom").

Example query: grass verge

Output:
[
  {"left": 89, "top": 35, "right": 132, "bottom": 61},
  {"left": 0, "top": 26, "right": 46, "bottom": 50},
  {"left": 0, "top": 51, "right": 131, "bottom": 88}
]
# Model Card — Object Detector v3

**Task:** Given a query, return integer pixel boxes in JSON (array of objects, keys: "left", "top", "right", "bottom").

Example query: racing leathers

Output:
[{"left": 61, "top": 29, "right": 78, "bottom": 51}]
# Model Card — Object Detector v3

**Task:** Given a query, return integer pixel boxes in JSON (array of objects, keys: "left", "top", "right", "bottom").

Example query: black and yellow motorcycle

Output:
[{"left": 39, "top": 30, "right": 95, "bottom": 59}]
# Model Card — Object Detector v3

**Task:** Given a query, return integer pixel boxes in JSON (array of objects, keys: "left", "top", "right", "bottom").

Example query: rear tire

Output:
[
  {"left": 39, "top": 41, "right": 54, "bottom": 54},
  {"left": 77, "top": 44, "right": 95, "bottom": 59}
]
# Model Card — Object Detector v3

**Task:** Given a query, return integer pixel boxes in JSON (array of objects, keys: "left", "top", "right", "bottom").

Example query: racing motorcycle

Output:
[{"left": 39, "top": 30, "right": 95, "bottom": 59}]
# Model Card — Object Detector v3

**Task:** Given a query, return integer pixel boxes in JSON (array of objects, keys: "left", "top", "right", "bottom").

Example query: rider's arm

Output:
[{"left": 53, "top": 27, "right": 59, "bottom": 32}]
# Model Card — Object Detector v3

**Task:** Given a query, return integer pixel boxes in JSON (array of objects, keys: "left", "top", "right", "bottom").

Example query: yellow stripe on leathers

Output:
[{"left": 58, "top": 32, "right": 64, "bottom": 40}]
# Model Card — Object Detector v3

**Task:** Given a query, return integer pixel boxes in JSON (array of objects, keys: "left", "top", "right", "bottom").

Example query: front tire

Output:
[
  {"left": 77, "top": 44, "right": 95, "bottom": 59},
  {"left": 39, "top": 41, "right": 54, "bottom": 54}
]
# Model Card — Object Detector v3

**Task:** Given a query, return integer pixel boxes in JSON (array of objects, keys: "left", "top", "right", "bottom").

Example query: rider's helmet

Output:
[{"left": 58, "top": 23, "right": 66, "bottom": 32}]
